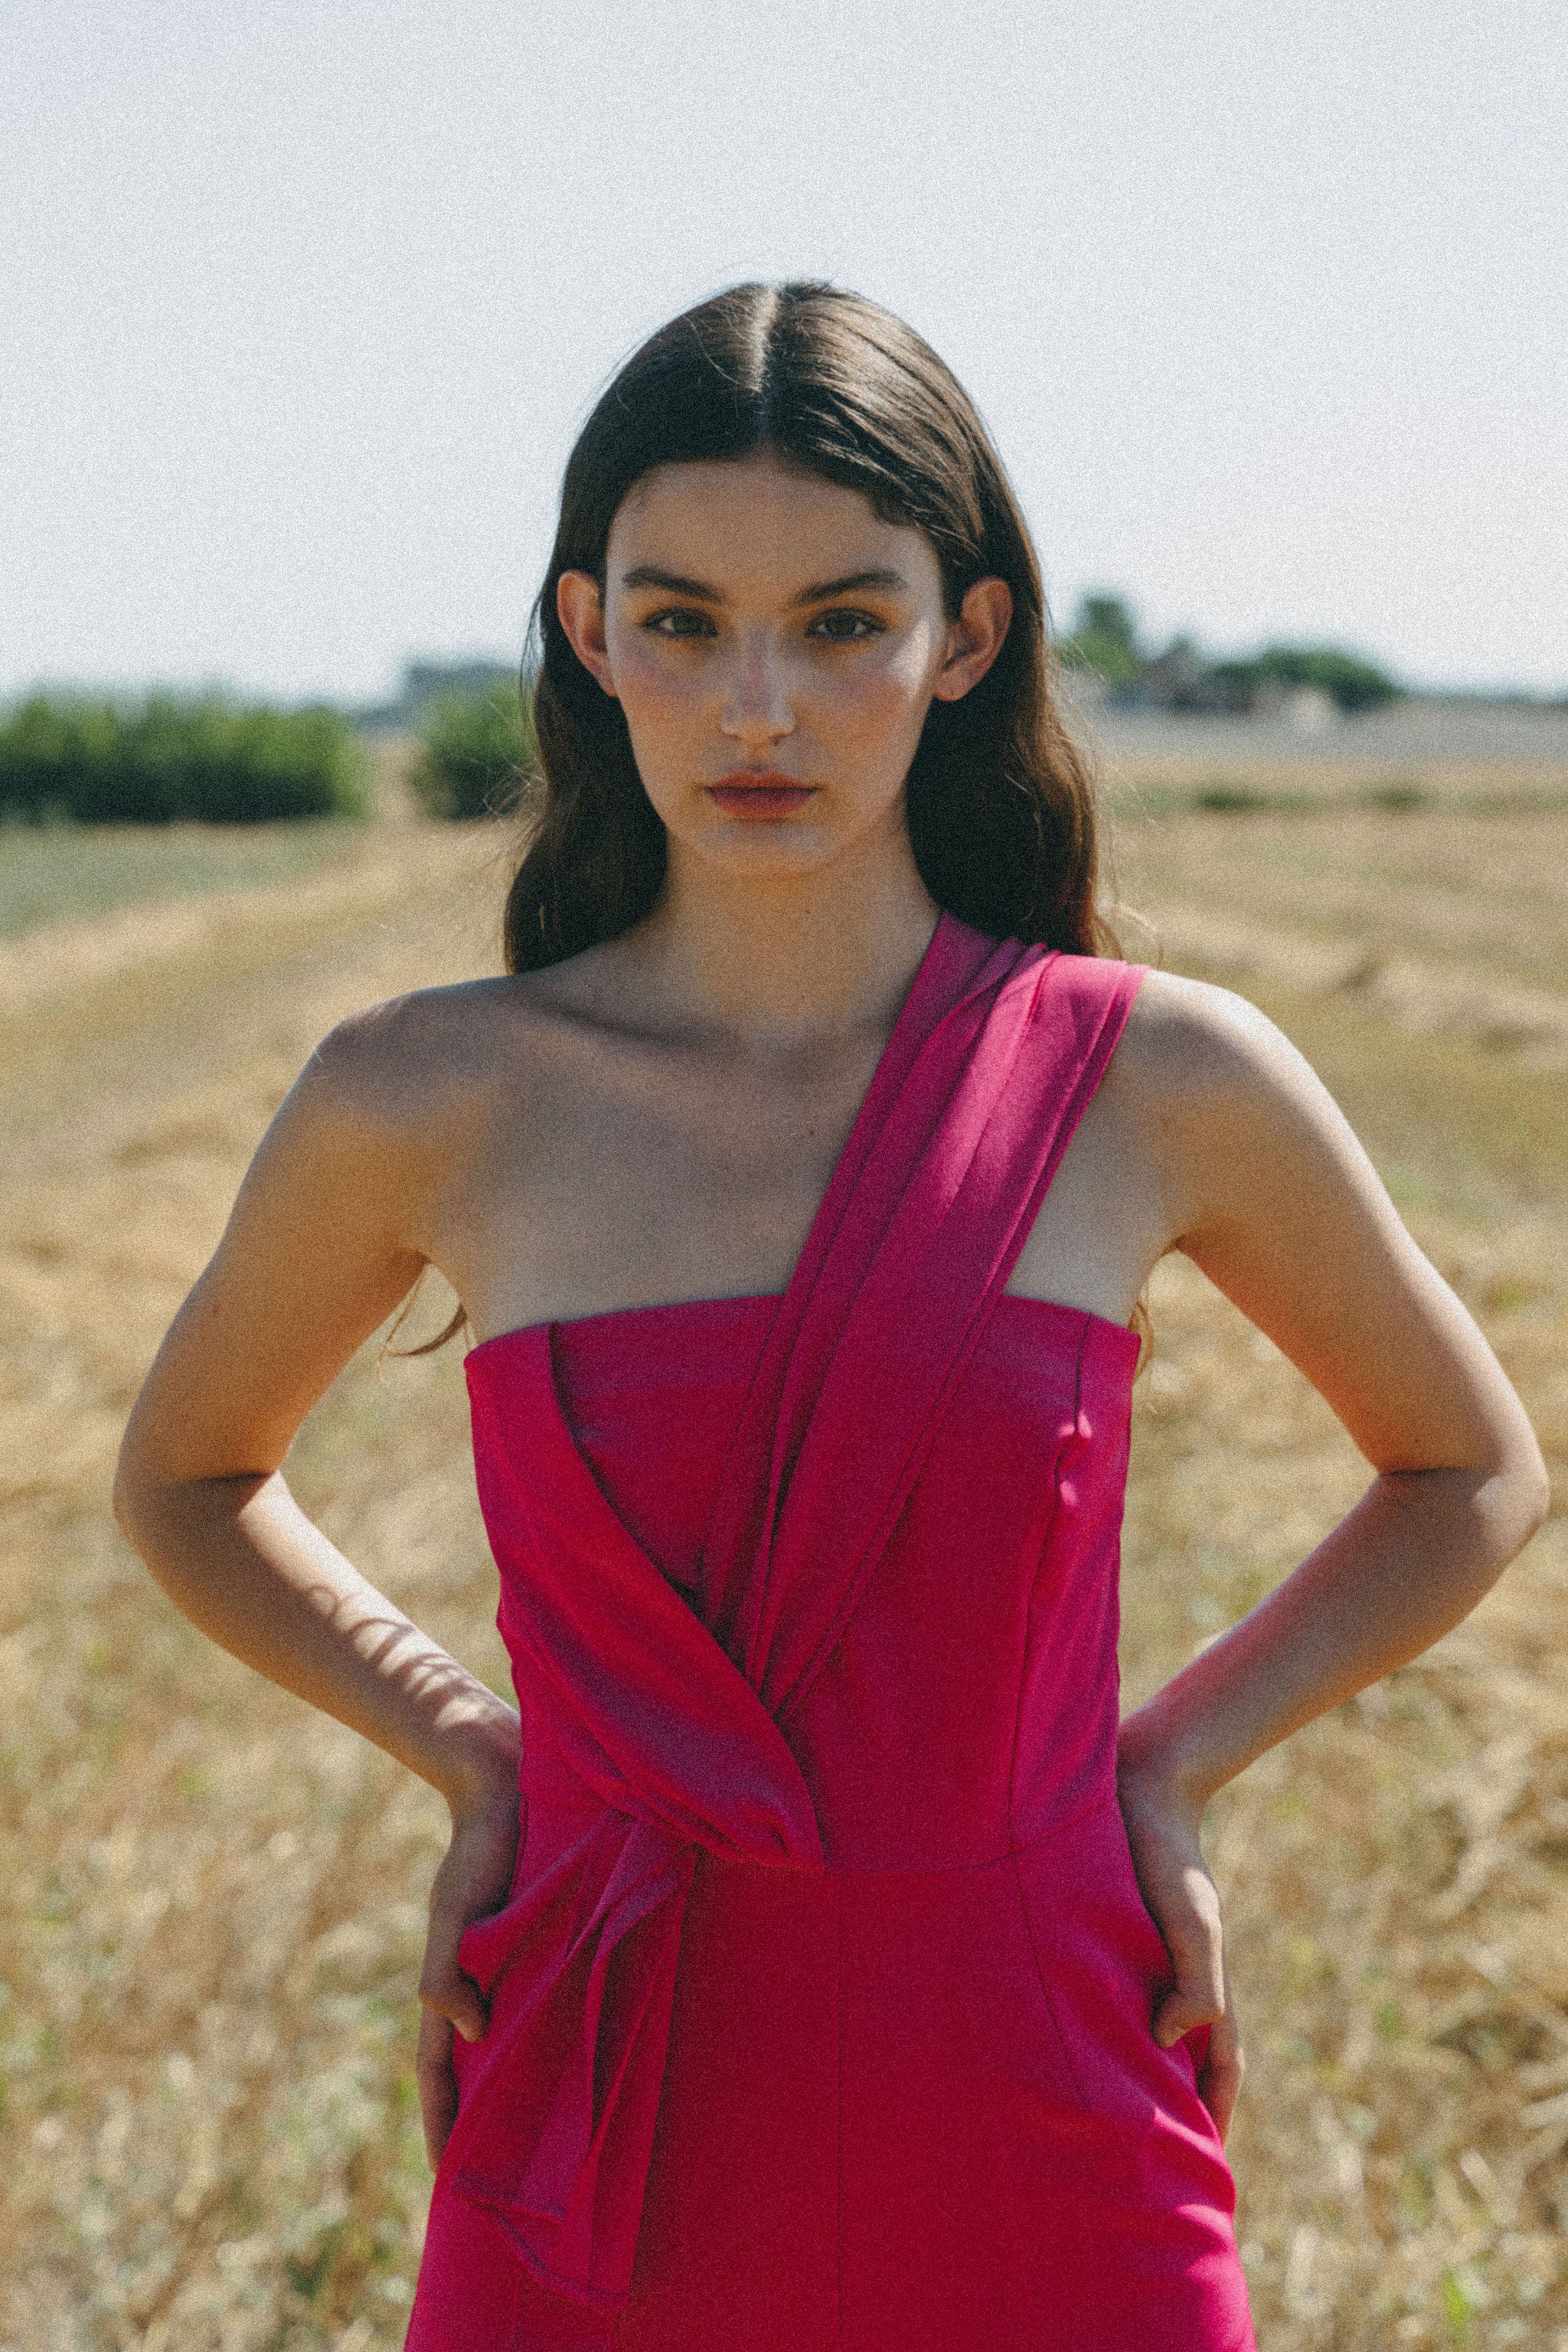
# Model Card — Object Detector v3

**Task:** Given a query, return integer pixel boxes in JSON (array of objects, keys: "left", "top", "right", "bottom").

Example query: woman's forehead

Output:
[{"left": 606, "top": 455, "right": 940, "bottom": 595}]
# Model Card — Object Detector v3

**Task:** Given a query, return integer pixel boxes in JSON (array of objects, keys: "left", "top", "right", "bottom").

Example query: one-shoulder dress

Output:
[{"left": 406, "top": 914, "right": 1256, "bottom": 2351}]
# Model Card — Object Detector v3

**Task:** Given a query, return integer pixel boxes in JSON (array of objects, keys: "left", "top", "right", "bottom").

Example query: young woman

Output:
[{"left": 115, "top": 283, "right": 1547, "bottom": 2352}]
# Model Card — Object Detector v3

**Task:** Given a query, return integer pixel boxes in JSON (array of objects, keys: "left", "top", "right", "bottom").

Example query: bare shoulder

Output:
[
  {"left": 1112, "top": 965, "right": 1317, "bottom": 1109},
  {"left": 1103, "top": 967, "right": 1359, "bottom": 1241},
  {"left": 305, "top": 977, "right": 524, "bottom": 1135},
  {"left": 301, "top": 952, "right": 631, "bottom": 1147}
]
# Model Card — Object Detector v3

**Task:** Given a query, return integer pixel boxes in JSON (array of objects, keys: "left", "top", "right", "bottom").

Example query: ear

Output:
[
  {"left": 930, "top": 577, "right": 1014, "bottom": 703},
  {"left": 556, "top": 571, "right": 618, "bottom": 697}
]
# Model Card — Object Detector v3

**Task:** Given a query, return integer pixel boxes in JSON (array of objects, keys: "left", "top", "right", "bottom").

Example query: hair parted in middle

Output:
[{"left": 502, "top": 279, "right": 1116, "bottom": 974}]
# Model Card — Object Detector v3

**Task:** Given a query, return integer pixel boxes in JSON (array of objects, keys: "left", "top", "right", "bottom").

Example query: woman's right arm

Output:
[{"left": 113, "top": 1005, "right": 522, "bottom": 2148}]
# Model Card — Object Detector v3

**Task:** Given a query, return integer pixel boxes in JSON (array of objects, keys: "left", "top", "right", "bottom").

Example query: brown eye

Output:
[
  {"left": 645, "top": 609, "right": 716, "bottom": 639},
  {"left": 808, "top": 609, "right": 883, "bottom": 642}
]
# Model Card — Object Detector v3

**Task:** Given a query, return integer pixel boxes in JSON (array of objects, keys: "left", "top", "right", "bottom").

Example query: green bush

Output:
[
  {"left": 1059, "top": 594, "right": 1143, "bottom": 690},
  {"left": 1248, "top": 647, "right": 1402, "bottom": 713},
  {"left": 409, "top": 687, "right": 537, "bottom": 821},
  {"left": 0, "top": 695, "right": 369, "bottom": 825},
  {"left": 1194, "top": 783, "right": 1270, "bottom": 812}
]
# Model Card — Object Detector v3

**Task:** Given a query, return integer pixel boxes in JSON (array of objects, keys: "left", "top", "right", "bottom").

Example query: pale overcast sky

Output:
[{"left": 4, "top": 0, "right": 1564, "bottom": 703}]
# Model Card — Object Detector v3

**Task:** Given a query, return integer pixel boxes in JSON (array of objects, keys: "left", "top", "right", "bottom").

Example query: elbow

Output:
[
  {"left": 114, "top": 1428, "right": 279, "bottom": 1563},
  {"left": 1485, "top": 1434, "right": 1552, "bottom": 1573},
  {"left": 1379, "top": 1436, "right": 1551, "bottom": 1598},
  {"left": 112, "top": 1432, "right": 160, "bottom": 1555},
  {"left": 1515, "top": 1446, "right": 1553, "bottom": 1551},
  {"left": 113, "top": 1442, "right": 207, "bottom": 1604},
  {"left": 113, "top": 1408, "right": 182, "bottom": 1560}
]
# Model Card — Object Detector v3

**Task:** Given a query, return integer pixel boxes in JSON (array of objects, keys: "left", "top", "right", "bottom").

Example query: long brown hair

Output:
[{"left": 503, "top": 279, "right": 1117, "bottom": 973}]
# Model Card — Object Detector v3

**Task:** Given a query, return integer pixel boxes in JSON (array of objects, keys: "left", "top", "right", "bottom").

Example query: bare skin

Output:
[{"left": 115, "top": 452, "right": 1549, "bottom": 2169}]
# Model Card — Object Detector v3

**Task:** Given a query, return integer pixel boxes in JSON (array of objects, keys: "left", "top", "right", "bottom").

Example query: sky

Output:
[{"left": 3, "top": 0, "right": 1565, "bottom": 704}]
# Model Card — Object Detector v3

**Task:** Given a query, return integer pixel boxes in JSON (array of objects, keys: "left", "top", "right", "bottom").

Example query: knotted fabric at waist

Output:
[{"left": 439, "top": 1796, "right": 824, "bottom": 2320}]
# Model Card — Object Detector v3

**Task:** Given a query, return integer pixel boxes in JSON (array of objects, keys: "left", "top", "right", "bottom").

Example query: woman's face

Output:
[{"left": 556, "top": 450, "right": 1011, "bottom": 883}]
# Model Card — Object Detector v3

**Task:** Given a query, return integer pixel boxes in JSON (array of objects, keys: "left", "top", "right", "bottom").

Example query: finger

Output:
[
  {"left": 416, "top": 2005, "right": 459, "bottom": 2168},
  {"left": 1197, "top": 1990, "right": 1245, "bottom": 2145},
  {"left": 1151, "top": 1883, "right": 1227, "bottom": 2049},
  {"left": 1153, "top": 1979, "right": 1225, "bottom": 2047},
  {"left": 420, "top": 1940, "right": 488, "bottom": 2045}
]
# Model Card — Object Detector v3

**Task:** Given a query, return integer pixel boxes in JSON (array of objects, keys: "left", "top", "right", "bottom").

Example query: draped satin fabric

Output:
[{"left": 407, "top": 915, "right": 1256, "bottom": 2352}]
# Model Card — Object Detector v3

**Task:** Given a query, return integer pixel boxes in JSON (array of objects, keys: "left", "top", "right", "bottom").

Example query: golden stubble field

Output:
[{"left": 1, "top": 764, "right": 1565, "bottom": 2350}]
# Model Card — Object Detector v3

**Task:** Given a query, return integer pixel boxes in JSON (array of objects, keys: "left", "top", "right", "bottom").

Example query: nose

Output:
[{"left": 720, "top": 633, "right": 795, "bottom": 751}]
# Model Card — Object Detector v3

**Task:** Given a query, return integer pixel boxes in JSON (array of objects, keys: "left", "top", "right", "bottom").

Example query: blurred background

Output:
[{"left": 2, "top": 5, "right": 1566, "bottom": 2348}]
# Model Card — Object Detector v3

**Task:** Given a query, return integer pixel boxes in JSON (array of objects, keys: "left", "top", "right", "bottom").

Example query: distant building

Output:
[
  {"left": 356, "top": 658, "right": 522, "bottom": 733},
  {"left": 1133, "top": 639, "right": 1243, "bottom": 714}
]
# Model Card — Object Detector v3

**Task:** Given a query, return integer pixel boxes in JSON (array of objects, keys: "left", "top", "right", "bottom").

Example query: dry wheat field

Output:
[{"left": 2, "top": 749, "right": 1565, "bottom": 2350}]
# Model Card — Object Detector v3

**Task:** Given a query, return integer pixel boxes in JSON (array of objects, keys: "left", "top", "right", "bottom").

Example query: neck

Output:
[{"left": 626, "top": 825, "right": 941, "bottom": 1051}]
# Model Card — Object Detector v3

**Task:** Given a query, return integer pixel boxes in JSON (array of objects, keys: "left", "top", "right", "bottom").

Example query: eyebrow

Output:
[{"left": 619, "top": 565, "right": 911, "bottom": 606}]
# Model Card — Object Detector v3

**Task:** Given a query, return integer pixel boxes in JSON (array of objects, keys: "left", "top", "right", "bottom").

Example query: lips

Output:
[{"left": 705, "top": 770, "right": 818, "bottom": 819}]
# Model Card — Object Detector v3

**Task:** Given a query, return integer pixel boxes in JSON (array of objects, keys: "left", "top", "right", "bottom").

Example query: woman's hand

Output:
[
  {"left": 416, "top": 1775, "right": 523, "bottom": 2167},
  {"left": 1115, "top": 1744, "right": 1243, "bottom": 2145}
]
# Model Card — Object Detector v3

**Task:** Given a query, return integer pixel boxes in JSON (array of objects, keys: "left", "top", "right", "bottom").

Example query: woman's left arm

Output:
[{"left": 1114, "top": 977, "right": 1550, "bottom": 2138}]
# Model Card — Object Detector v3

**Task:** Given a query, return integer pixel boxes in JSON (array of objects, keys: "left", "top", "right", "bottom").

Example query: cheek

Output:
[
  {"left": 818, "top": 633, "right": 941, "bottom": 740},
  {"left": 606, "top": 635, "right": 706, "bottom": 737}
]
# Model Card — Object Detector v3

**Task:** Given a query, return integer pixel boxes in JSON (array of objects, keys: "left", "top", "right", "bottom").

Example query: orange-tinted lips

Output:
[{"left": 705, "top": 769, "right": 818, "bottom": 818}]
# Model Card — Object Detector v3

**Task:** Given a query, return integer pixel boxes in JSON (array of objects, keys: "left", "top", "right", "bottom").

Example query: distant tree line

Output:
[
  {"left": 1058, "top": 596, "right": 1402, "bottom": 715},
  {"left": 0, "top": 695, "right": 368, "bottom": 825},
  {"left": 0, "top": 671, "right": 542, "bottom": 828}
]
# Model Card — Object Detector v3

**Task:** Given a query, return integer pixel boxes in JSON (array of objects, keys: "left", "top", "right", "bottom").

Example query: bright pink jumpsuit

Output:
[{"left": 407, "top": 913, "right": 1255, "bottom": 2351}]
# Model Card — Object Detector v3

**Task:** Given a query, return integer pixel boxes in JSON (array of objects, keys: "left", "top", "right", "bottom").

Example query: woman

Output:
[{"left": 114, "top": 283, "right": 1547, "bottom": 2352}]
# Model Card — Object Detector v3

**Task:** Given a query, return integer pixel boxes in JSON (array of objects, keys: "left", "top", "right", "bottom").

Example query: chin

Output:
[
  {"left": 701, "top": 841, "right": 837, "bottom": 882},
  {"left": 683, "top": 817, "right": 839, "bottom": 868}
]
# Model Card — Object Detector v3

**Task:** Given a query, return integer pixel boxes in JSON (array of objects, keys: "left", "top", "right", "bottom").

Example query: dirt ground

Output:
[{"left": 1, "top": 777, "right": 1564, "bottom": 2348}]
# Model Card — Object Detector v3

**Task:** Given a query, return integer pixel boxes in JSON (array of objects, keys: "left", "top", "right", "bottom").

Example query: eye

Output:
[
  {"left": 642, "top": 608, "right": 717, "bottom": 639},
  {"left": 806, "top": 609, "right": 884, "bottom": 642}
]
